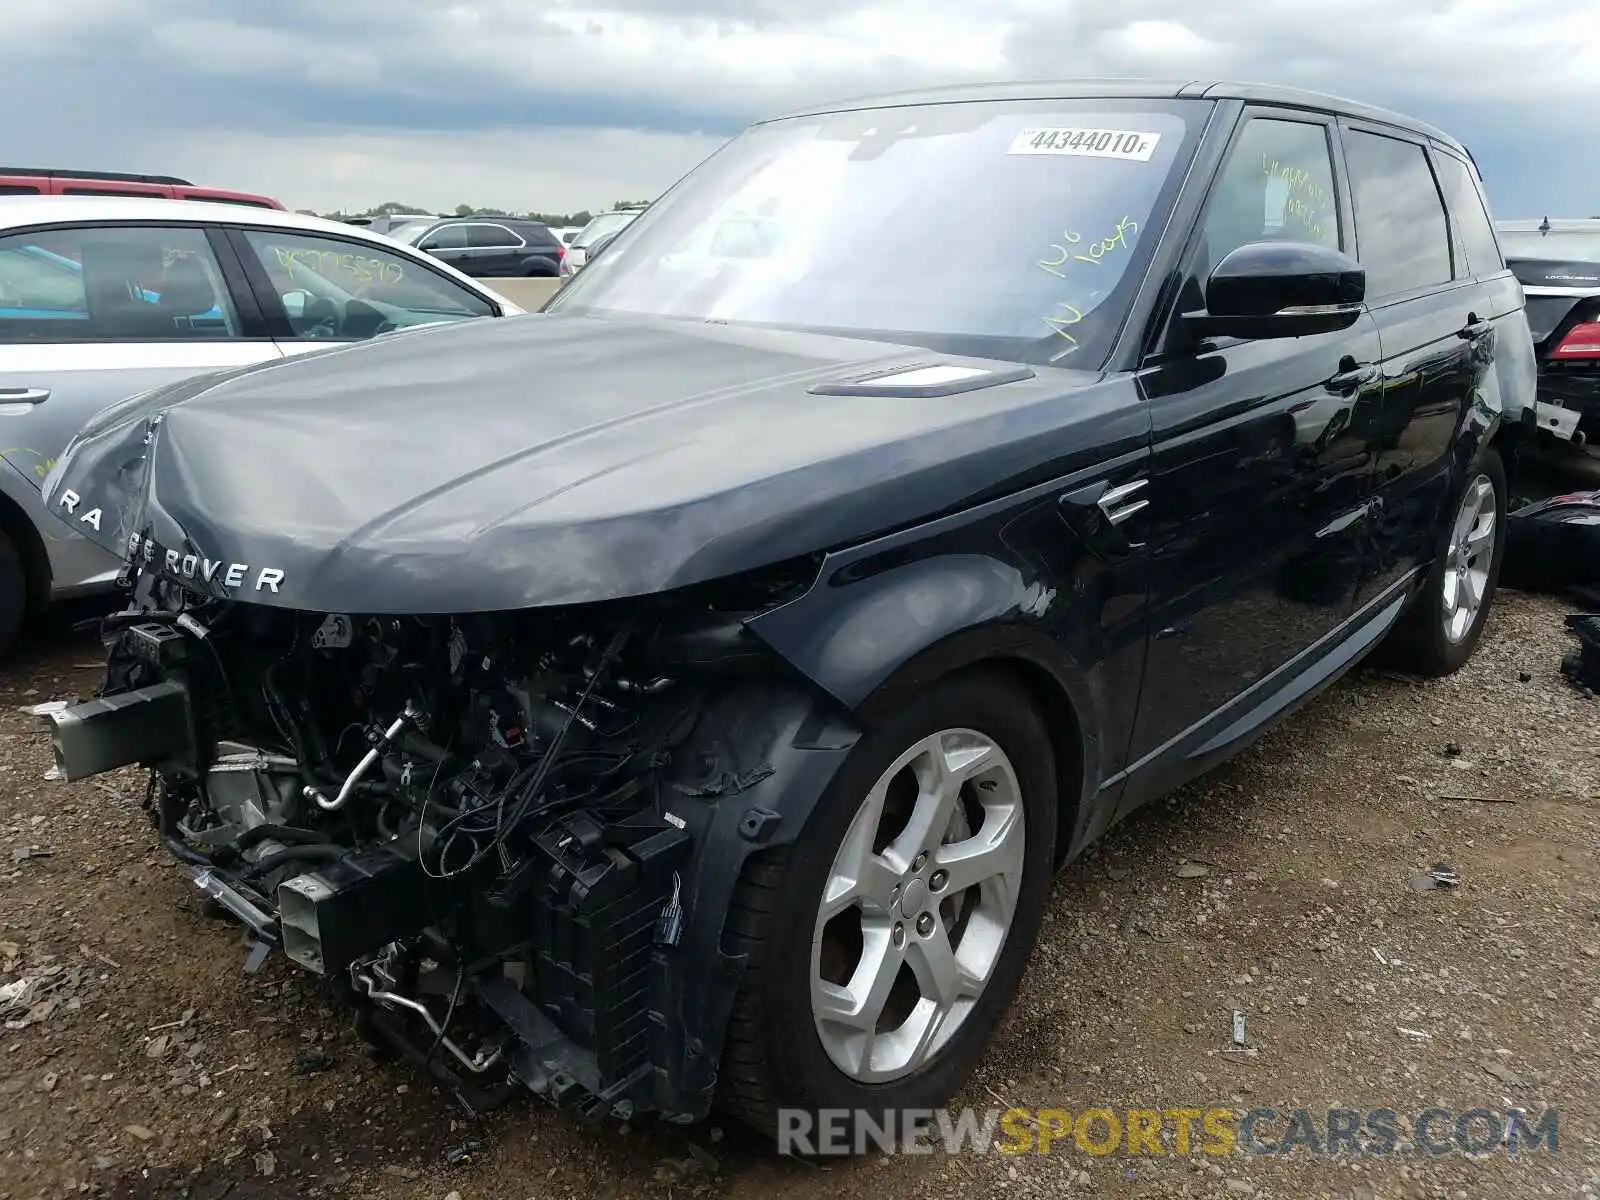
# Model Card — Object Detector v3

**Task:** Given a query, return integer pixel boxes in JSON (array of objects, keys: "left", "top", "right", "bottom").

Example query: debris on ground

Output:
[
  {"left": 1407, "top": 863, "right": 1461, "bottom": 891},
  {"left": 1560, "top": 613, "right": 1600, "bottom": 693},
  {"left": 291, "top": 1047, "right": 336, "bottom": 1076},
  {"left": 444, "top": 1141, "right": 482, "bottom": 1167},
  {"left": 1175, "top": 862, "right": 1210, "bottom": 878},
  {"left": 1502, "top": 490, "right": 1600, "bottom": 592}
]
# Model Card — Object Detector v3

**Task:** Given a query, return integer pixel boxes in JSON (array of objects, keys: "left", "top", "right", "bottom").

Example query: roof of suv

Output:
[
  {"left": 770, "top": 79, "right": 1466, "bottom": 157},
  {"left": 0, "top": 195, "right": 436, "bottom": 248}
]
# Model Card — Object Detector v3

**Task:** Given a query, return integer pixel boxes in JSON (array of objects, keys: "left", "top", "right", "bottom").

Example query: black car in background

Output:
[
  {"left": 393, "top": 216, "right": 565, "bottom": 277},
  {"left": 37, "top": 80, "right": 1535, "bottom": 1143},
  {"left": 1497, "top": 218, "right": 1600, "bottom": 449}
]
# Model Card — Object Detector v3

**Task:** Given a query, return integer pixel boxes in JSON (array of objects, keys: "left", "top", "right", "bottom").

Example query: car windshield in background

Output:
[
  {"left": 388, "top": 224, "right": 430, "bottom": 245},
  {"left": 574, "top": 211, "right": 638, "bottom": 247},
  {"left": 549, "top": 98, "right": 1208, "bottom": 368},
  {"left": 1499, "top": 230, "right": 1600, "bottom": 263}
]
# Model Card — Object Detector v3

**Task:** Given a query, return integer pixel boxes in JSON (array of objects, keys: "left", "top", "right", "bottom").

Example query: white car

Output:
[
  {"left": 559, "top": 208, "right": 646, "bottom": 278},
  {"left": 0, "top": 196, "right": 522, "bottom": 653}
]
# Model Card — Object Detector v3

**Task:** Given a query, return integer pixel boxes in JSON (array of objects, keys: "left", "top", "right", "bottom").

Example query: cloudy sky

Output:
[{"left": 15, "top": 0, "right": 1596, "bottom": 219}]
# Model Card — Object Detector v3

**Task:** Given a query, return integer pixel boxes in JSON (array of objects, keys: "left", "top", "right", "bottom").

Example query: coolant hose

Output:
[
  {"left": 244, "top": 844, "right": 347, "bottom": 879},
  {"left": 233, "top": 824, "right": 335, "bottom": 852}
]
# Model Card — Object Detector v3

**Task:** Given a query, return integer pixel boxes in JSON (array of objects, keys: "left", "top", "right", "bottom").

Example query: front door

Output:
[{"left": 1118, "top": 108, "right": 1383, "bottom": 806}]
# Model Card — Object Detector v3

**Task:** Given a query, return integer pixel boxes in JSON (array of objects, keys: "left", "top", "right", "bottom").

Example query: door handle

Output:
[
  {"left": 0, "top": 387, "right": 50, "bottom": 405},
  {"left": 1457, "top": 313, "right": 1491, "bottom": 340},
  {"left": 1325, "top": 358, "right": 1379, "bottom": 394}
]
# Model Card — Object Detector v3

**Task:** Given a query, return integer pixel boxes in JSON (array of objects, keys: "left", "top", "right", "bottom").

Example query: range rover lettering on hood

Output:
[{"left": 55, "top": 487, "right": 284, "bottom": 594}]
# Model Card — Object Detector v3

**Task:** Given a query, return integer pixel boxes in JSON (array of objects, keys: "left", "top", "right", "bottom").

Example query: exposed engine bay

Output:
[{"left": 33, "top": 559, "right": 824, "bottom": 1120}]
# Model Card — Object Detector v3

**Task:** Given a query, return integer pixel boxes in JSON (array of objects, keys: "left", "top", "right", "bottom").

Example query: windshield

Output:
[
  {"left": 574, "top": 211, "right": 640, "bottom": 248},
  {"left": 1500, "top": 230, "right": 1600, "bottom": 264},
  {"left": 388, "top": 223, "right": 430, "bottom": 245},
  {"left": 549, "top": 97, "right": 1208, "bottom": 367}
]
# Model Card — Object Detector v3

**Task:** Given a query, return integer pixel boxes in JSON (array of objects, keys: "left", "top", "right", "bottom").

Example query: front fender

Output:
[
  {"left": 656, "top": 679, "right": 860, "bottom": 1120},
  {"left": 743, "top": 474, "right": 1150, "bottom": 828}
]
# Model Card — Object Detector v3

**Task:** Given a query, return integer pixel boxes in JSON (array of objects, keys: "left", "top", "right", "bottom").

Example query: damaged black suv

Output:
[{"left": 34, "top": 81, "right": 1532, "bottom": 1137}]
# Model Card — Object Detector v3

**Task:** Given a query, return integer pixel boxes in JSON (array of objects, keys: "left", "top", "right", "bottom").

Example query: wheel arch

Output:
[
  {"left": 849, "top": 627, "right": 1093, "bottom": 869},
  {"left": 0, "top": 485, "right": 51, "bottom": 612}
]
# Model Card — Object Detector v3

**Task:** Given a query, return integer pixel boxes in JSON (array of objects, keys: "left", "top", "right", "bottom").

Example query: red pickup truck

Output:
[{"left": 0, "top": 167, "right": 282, "bottom": 209}]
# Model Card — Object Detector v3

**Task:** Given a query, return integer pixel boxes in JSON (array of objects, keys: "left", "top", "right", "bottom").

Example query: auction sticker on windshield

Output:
[{"left": 1008, "top": 128, "right": 1161, "bottom": 162}]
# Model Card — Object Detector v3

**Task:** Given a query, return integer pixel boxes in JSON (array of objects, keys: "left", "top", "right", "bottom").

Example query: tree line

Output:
[{"left": 296, "top": 199, "right": 653, "bottom": 226}]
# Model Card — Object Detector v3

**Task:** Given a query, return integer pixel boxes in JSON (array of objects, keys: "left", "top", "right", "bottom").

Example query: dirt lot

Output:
[{"left": 1, "top": 589, "right": 1597, "bottom": 1200}]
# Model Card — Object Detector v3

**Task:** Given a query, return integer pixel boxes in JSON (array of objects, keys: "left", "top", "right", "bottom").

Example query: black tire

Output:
[
  {"left": 1382, "top": 445, "right": 1507, "bottom": 677},
  {"left": 715, "top": 668, "right": 1058, "bottom": 1144},
  {"left": 0, "top": 529, "right": 25, "bottom": 660}
]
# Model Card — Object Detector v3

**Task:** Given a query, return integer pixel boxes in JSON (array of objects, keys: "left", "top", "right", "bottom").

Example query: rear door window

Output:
[
  {"left": 1431, "top": 152, "right": 1505, "bottom": 278},
  {"left": 1343, "top": 130, "right": 1453, "bottom": 298},
  {"left": 467, "top": 223, "right": 522, "bottom": 248},
  {"left": 0, "top": 225, "right": 240, "bottom": 342}
]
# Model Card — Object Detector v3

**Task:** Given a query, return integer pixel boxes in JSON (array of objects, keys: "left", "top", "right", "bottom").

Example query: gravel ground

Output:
[{"left": 1, "top": 589, "right": 1597, "bottom": 1200}]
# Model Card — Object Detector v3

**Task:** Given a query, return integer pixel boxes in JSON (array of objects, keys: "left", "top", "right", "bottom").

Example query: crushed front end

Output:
[{"left": 34, "top": 560, "right": 850, "bottom": 1123}]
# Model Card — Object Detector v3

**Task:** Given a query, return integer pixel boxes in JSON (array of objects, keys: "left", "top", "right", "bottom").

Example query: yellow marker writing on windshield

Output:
[
  {"left": 1074, "top": 215, "right": 1139, "bottom": 266},
  {"left": 1041, "top": 301, "right": 1084, "bottom": 347},
  {"left": 1038, "top": 231, "right": 1082, "bottom": 278}
]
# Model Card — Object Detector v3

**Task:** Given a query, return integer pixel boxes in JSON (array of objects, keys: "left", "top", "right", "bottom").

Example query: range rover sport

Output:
[{"left": 31, "top": 80, "right": 1533, "bottom": 1140}]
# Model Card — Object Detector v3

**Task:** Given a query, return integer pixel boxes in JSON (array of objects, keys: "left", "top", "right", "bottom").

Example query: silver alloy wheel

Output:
[
  {"left": 1441, "top": 472, "right": 1497, "bottom": 644},
  {"left": 809, "top": 727, "right": 1026, "bottom": 1083}
]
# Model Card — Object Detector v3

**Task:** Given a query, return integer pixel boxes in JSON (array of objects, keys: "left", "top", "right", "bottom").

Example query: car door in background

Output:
[
  {"left": 465, "top": 222, "right": 525, "bottom": 276},
  {"left": 223, "top": 227, "right": 498, "bottom": 351},
  {"left": 0, "top": 222, "right": 278, "bottom": 594},
  {"left": 416, "top": 222, "right": 471, "bottom": 272},
  {"left": 1339, "top": 124, "right": 1507, "bottom": 609},
  {"left": 1118, "top": 108, "right": 1385, "bottom": 810}
]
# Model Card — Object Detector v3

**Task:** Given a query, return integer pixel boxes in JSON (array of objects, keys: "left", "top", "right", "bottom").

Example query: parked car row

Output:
[
  {"left": 0, "top": 196, "right": 523, "bottom": 653},
  {"left": 1494, "top": 217, "right": 1600, "bottom": 454},
  {"left": 26, "top": 80, "right": 1536, "bottom": 1144}
]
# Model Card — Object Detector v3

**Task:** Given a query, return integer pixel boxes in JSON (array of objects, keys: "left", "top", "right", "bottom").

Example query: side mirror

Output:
[
  {"left": 586, "top": 232, "right": 619, "bottom": 262},
  {"left": 1183, "top": 241, "right": 1365, "bottom": 340},
  {"left": 281, "top": 289, "right": 312, "bottom": 319}
]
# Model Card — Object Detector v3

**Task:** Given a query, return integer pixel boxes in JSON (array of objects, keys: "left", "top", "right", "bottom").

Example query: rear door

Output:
[
  {"left": 0, "top": 221, "right": 279, "bottom": 589},
  {"left": 1339, "top": 123, "right": 1511, "bottom": 609},
  {"left": 465, "top": 223, "right": 523, "bottom": 275},
  {"left": 1119, "top": 106, "right": 1384, "bottom": 805}
]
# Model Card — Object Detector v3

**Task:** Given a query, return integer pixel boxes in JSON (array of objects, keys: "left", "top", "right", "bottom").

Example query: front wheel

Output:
[
  {"left": 0, "top": 529, "right": 26, "bottom": 660},
  {"left": 716, "top": 670, "right": 1058, "bottom": 1143},
  {"left": 1383, "top": 446, "right": 1507, "bottom": 676}
]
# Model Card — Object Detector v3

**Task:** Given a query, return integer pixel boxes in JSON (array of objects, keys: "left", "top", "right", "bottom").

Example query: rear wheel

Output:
[
  {"left": 716, "top": 671, "right": 1058, "bottom": 1143},
  {"left": 1383, "top": 446, "right": 1507, "bottom": 676}
]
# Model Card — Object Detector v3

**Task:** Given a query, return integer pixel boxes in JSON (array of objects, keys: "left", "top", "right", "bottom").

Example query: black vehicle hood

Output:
[{"left": 43, "top": 311, "right": 1107, "bottom": 614}]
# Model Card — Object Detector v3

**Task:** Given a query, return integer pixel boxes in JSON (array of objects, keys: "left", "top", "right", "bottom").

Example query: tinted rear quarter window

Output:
[
  {"left": 467, "top": 224, "right": 520, "bottom": 248},
  {"left": 1344, "top": 129, "right": 1453, "bottom": 299},
  {"left": 1431, "top": 152, "right": 1505, "bottom": 277}
]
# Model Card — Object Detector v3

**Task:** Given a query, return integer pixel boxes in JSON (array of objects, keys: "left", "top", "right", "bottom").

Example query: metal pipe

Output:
[
  {"left": 305, "top": 702, "right": 421, "bottom": 812},
  {"left": 351, "top": 971, "right": 505, "bottom": 1075}
]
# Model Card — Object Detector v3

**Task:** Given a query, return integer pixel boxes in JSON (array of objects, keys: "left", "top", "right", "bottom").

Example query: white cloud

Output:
[
  {"left": 174, "top": 126, "right": 724, "bottom": 215},
  {"left": 10, "top": 0, "right": 1600, "bottom": 216}
]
